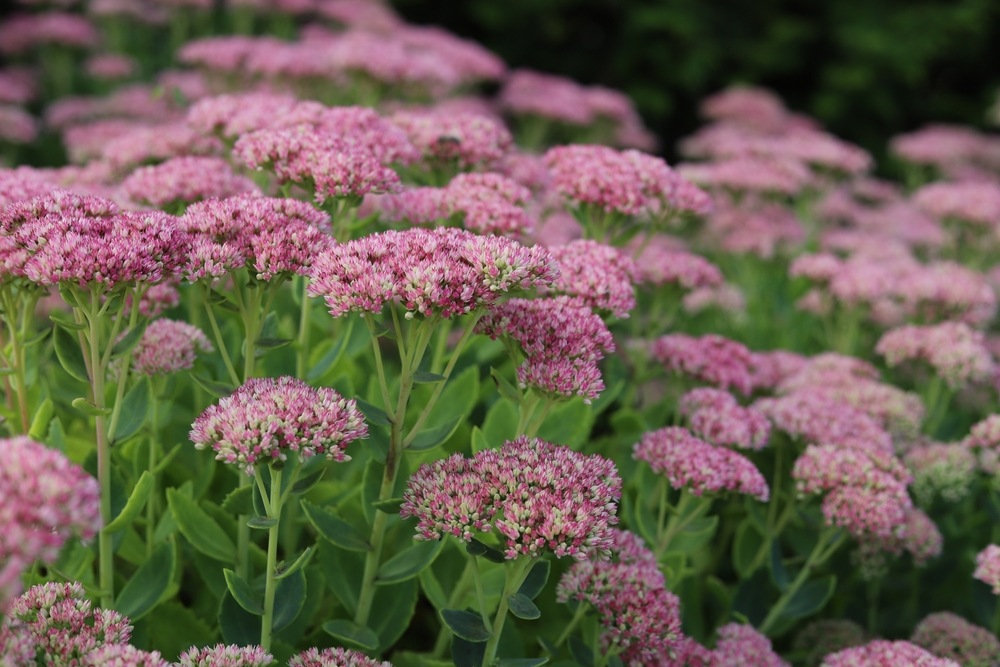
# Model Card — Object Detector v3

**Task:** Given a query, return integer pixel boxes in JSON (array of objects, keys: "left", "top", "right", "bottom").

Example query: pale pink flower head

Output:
[
  {"left": 680, "top": 388, "right": 771, "bottom": 450},
  {"left": 876, "top": 321, "right": 995, "bottom": 389},
  {"left": 130, "top": 319, "right": 213, "bottom": 376},
  {"left": 0, "top": 438, "right": 101, "bottom": 609},
  {"left": 703, "top": 195, "right": 805, "bottom": 258},
  {"left": 700, "top": 86, "right": 789, "bottom": 131},
  {"left": 84, "top": 54, "right": 137, "bottom": 81},
  {"left": 401, "top": 436, "right": 622, "bottom": 560},
  {"left": 176, "top": 644, "right": 275, "bottom": 667},
  {"left": 190, "top": 376, "right": 368, "bottom": 475},
  {"left": 634, "top": 427, "right": 769, "bottom": 501},
  {"left": 233, "top": 125, "right": 402, "bottom": 204},
  {"left": 101, "top": 121, "right": 224, "bottom": 172},
  {"left": 186, "top": 91, "right": 303, "bottom": 140},
  {"left": 712, "top": 623, "right": 789, "bottom": 667},
  {"left": 912, "top": 180, "right": 1000, "bottom": 230},
  {"left": 181, "top": 195, "right": 332, "bottom": 282},
  {"left": 0, "top": 105, "right": 38, "bottom": 144},
  {"left": 975, "top": 544, "right": 1000, "bottom": 594},
  {"left": 289, "top": 647, "right": 392, "bottom": 667},
  {"left": 9, "top": 582, "right": 132, "bottom": 665},
  {"left": 748, "top": 349, "right": 809, "bottom": 392},
  {"left": 854, "top": 508, "right": 942, "bottom": 578},
  {"left": 904, "top": 443, "right": 976, "bottom": 505},
  {"left": 308, "top": 227, "right": 557, "bottom": 319},
  {"left": 628, "top": 234, "right": 723, "bottom": 290},
  {"left": 821, "top": 639, "right": 960, "bottom": 667},
  {"left": 754, "top": 390, "right": 895, "bottom": 454},
  {"left": 0, "top": 67, "right": 36, "bottom": 105},
  {"left": 962, "top": 414, "right": 1000, "bottom": 478},
  {"left": 891, "top": 124, "right": 1000, "bottom": 172},
  {"left": 389, "top": 109, "right": 512, "bottom": 169},
  {"left": 120, "top": 156, "right": 259, "bottom": 210},
  {"left": 683, "top": 282, "right": 748, "bottom": 317},
  {"left": 85, "top": 644, "right": 170, "bottom": 667},
  {"left": 792, "top": 444, "right": 912, "bottom": 539},
  {"left": 910, "top": 612, "right": 1000, "bottom": 667},
  {"left": 542, "top": 240, "right": 638, "bottom": 318},
  {"left": 556, "top": 530, "right": 683, "bottom": 664},
  {"left": 651, "top": 333, "right": 753, "bottom": 395},
  {"left": 476, "top": 296, "right": 614, "bottom": 403},
  {"left": 0, "top": 12, "right": 99, "bottom": 54},
  {"left": 677, "top": 155, "right": 813, "bottom": 197},
  {"left": 0, "top": 620, "right": 36, "bottom": 666},
  {"left": 0, "top": 166, "right": 60, "bottom": 209}
]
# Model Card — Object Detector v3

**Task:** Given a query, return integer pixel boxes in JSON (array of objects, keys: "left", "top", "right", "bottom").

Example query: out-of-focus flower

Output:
[
  {"left": 821, "top": 639, "right": 960, "bottom": 667},
  {"left": 711, "top": 623, "right": 790, "bottom": 667},
  {"left": 910, "top": 612, "right": 1000, "bottom": 667},
  {"left": 651, "top": 333, "right": 753, "bottom": 395},
  {"left": 876, "top": 321, "right": 994, "bottom": 389}
]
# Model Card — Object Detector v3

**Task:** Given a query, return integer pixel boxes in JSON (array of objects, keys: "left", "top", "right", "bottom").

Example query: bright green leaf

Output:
[
  {"left": 102, "top": 470, "right": 154, "bottom": 534},
  {"left": 302, "top": 500, "right": 371, "bottom": 552},
  {"left": 112, "top": 380, "right": 149, "bottom": 443},
  {"left": 166, "top": 489, "right": 236, "bottom": 563},
  {"left": 223, "top": 568, "right": 264, "bottom": 615},
  {"left": 376, "top": 540, "right": 444, "bottom": 585}
]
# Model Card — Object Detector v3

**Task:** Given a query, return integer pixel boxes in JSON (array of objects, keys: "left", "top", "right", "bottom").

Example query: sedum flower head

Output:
[
  {"left": 84, "top": 644, "right": 170, "bottom": 667},
  {"left": 176, "top": 644, "right": 274, "bottom": 667},
  {"left": 651, "top": 333, "right": 753, "bottom": 395},
  {"left": 910, "top": 612, "right": 1000, "bottom": 667},
  {"left": 904, "top": 443, "right": 976, "bottom": 505},
  {"left": 542, "top": 240, "right": 639, "bottom": 319},
  {"left": 1, "top": 438, "right": 100, "bottom": 608},
  {"left": 130, "top": 319, "right": 213, "bottom": 376},
  {"left": 712, "top": 623, "right": 789, "bottom": 667},
  {"left": 876, "top": 321, "right": 994, "bottom": 389},
  {"left": 633, "top": 427, "right": 769, "bottom": 501},
  {"left": 974, "top": 544, "right": 1000, "bottom": 594},
  {"left": 9, "top": 582, "right": 132, "bottom": 666},
  {"left": 289, "top": 647, "right": 393, "bottom": 667},
  {"left": 557, "top": 530, "right": 683, "bottom": 664},
  {"left": 190, "top": 376, "right": 368, "bottom": 475},
  {"left": 792, "top": 444, "right": 912, "bottom": 539},
  {"left": 181, "top": 195, "right": 332, "bottom": 282},
  {"left": 308, "top": 227, "right": 557, "bottom": 319},
  {"left": 401, "top": 436, "right": 622, "bottom": 560},
  {"left": 753, "top": 389, "right": 894, "bottom": 454},
  {"left": 120, "top": 156, "right": 259, "bottom": 209},
  {"left": 477, "top": 296, "right": 614, "bottom": 402},
  {"left": 680, "top": 387, "right": 771, "bottom": 450},
  {"left": 389, "top": 109, "right": 512, "bottom": 169},
  {"left": 821, "top": 639, "right": 960, "bottom": 667}
]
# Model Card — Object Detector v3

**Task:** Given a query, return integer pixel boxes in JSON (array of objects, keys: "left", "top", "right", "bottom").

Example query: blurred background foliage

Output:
[{"left": 392, "top": 0, "right": 1000, "bottom": 166}]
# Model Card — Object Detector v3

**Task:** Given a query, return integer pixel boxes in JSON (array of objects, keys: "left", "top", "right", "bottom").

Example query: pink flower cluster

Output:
[
  {"left": 542, "top": 240, "right": 639, "bottom": 318},
  {"left": 680, "top": 388, "right": 771, "bottom": 450},
  {"left": 0, "top": 104, "right": 38, "bottom": 144},
  {"left": 677, "top": 155, "right": 813, "bottom": 197},
  {"left": 129, "top": 319, "right": 213, "bottom": 376},
  {"left": 543, "top": 144, "right": 710, "bottom": 218},
  {"left": 754, "top": 389, "right": 894, "bottom": 453},
  {"left": 556, "top": 530, "right": 684, "bottom": 664},
  {"left": 711, "top": 623, "right": 790, "bottom": 667},
  {"left": 876, "top": 321, "right": 994, "bottom": 389},
  {"left": 400, "top": 436, "right": 621, "bottom": 560},
  {"left": 702, "top": 195, "right": 806, "bottom": 258},
  {"left": 627, "top": 234, "right": 723, "bottom": 290},
  {"left": 190, "top": 376, "right": 368, "bottom": 474},
  {"left": 891, "top": 124, "right": 1000, "bottom": 174},
  {"left": 377, "top": 171, "right": 535, "bottom": 238},
  {"left": 792, "top": 444, "right": 913, "bottom": 539},
  {"left": 0, "top": 12, "right": 99, "bottom": 54},
  {"left": 974, "top": 544, "right": 1000, "bottom": 594},
  {"left": 307, "top": 227, "right": 557, "bottom": 319},
  {"left": 0, "top": 190, "right": 188, "bottom": 289},
  {"left": 120, "top": 156, "right": 259, "bottom": 208},
  {"left": 388, "top": 109, "right": 512, "bottom": 169},
  {"left": 7, "top": 582, "right": 132, "bottom": 666},
  {"left": 181, "top": 195, "right": 333, "bottom": 282},
  {"left": 962, "top": 414, "right": 1000, "bottom": 477},
  {"left": 821, "top": 640, "right": 960, "bottom": 667},
  {"left": 85, "top": 644, "right": 170, "bottom": 667},
  {"left": 853, "top": 509, "right": 942, "bottom": 578},
  {"left": 633, "top": 427, "right": 770, "bottom": 501},
  {"left": 0, "top": 437, "right": 101, "bottom": 609},
  {"left": 233, "top": 125, "right": 402, "bottom": 203},
  {"left": 498, "top": 69, "right": 655, "bottom": 149},
  {"left": 651, "top": 333, "right": 753, "bottom": 395},
  {"left": 289, "top": 647, "right": 393, "bottom": 667},
  {"left": 912, "top": 180, "right": 1000, "bottom": 230},
  {"left": 177, "top": 644, "right": 274, "bottom": 666},
  {"left": 476, "top": 296, "right": 614, "bottom": 403},
  {"left": 910, "top": 612, "right": 1000, "bottom": 667}
]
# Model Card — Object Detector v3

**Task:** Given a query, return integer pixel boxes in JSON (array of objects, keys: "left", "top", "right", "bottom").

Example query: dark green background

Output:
[{"left": 393, "top": 0, "right": 1000, "bottom": 166}]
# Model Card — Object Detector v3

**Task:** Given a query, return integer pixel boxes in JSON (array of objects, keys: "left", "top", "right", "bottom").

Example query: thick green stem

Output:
[
  {"left": 295, "top": 277, "right": 311, "bottom": 379},
  {"left": 354, "top": 461, "right": 396, "bottom": 626},
  {"left": 146, "top": 377, "right": 160, "bottom": 558},
  {"left": 260, "top": 466, "right": 283, "bottom": 651},
  {"left": 203, "top": 296, "right": 241, "bottom": 387},
  {"left": 554, "top": 601, "right": 589, "bottom": 648},
  {"left": 481, "top": 557, "right": 534, "bottom": 667},
  {"left": 759, "top": 528, "right": 843, "bottom": 634}
]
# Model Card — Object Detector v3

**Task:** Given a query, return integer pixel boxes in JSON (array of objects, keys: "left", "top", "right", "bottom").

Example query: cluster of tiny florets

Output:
[
  {"left": 910, "top": 612, "right": 1000, "bottom": 667},
  {"left": 289, "top": 647, "right": 393, "bottom": 667},
  {"left": 876, "top": 321, "right": 994, "bottom": 389},
  {"left": 129, "top": 319, "right": 213, "bottom": 376},
  {"left": 307, "top": 227, "right": 557, "bottom": 319},
  {"left": 542, "top": 240, "right": 639, "bottom": 319},
  {"left": 820, "top": 639, "right": 960, "bottom": 667},
  {"left": 633, "top": 427, "right": 770, "bottom": 501},
  {"left": 680, "top": 387, "right": 771, "bottom": 450},
  {"left": 651, "top": 333, "right": 754, "bottom": 395},
  {"left": 190, "top": 376, "right": 368, "bottom": 475},
  {"left": 176, "top": 644, "right": 275, "bottom": 667},
  {"left": 400, "top": 436, "right": 621, "bottom": 560}
]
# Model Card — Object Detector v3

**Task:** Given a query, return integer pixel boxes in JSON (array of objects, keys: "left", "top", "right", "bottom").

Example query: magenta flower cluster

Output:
[
  {"left": 651, "top": 333, "right": 754, "bottom": 395},
  {"left": 129, "top": 319, "right": 213, "bottom": 376},
  {"left": 307, "top": 227, "right": 557, "bottom": 319},
  {"left": 542, "top": 239, "right": 639, "bottom": 318},
  {"left": 400, "top": 436, "right": 622, "bottom": 560},
  {"left": 680, "top": 387, "right": 771, "bottom": 450},
  {"left": 876, "top": 321, "right": 994, "bottom": 389},
  {"left": 190, "top": 376, "right": 368, "bottom": 474},
  {"left": 0, "top": 437, "right": 100, "bottom": 609},
  {"left": 556, "top": 530, "right": 684, "bottom": 664},
  {"left": 476, "top": 296, "right": 614, "bottom": 403},
  {"left": 633, "top": 426, "right": 770, "bottom": 501}
]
